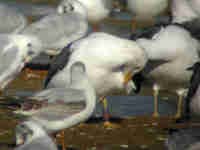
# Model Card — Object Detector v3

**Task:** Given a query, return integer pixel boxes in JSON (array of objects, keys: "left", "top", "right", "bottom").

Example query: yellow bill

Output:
[
  {"left": 124, "top": 71, "right": 132, "bottom": 85},
  {"left": 124, "top": 72, "right": 137, "bottom": 94}
]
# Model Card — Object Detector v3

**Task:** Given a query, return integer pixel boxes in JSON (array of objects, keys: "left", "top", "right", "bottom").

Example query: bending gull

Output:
[
  {"left": 14, "top": 62, "right": 96, "bottom": 150},
  {"left": 44, "top": 32, "right": 147, "bottom": 127},
  {"left": 22, "top": 0, "right": 88, "bottom": 56},
  {"left": 0, "top": 3, "right": 28, "bottom": 33}
]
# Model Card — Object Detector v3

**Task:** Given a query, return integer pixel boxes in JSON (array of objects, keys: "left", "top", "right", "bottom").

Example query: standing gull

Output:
[
  {"left": 14, "top": 62, "right": 96, "bottom": 150},
  {"left": 22, "top": 0, "right": 88, "bottom": 56},
  {"left": 59, "top": 0, "right": 113, "bottom": 31},
  {"left": 44, "top": 32, "right": 147, "bottom": 127},
  {"left": 0, "top": 3, "right": 28, "bottom": 33},
  {"left": 130, "top": 23, "right": 200, "bottom": 118},
  {"left": 0, "top": 34, "right": 43, "bottom": 92}
]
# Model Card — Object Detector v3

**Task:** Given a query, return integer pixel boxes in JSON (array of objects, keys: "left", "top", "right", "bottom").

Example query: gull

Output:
[
  {"left": 127, "top": 0, "right": 168, "bottom": 32},
  {"left": 22, "top": 0, "right": 88, "bottom": 56},
  {"left": 15, "top": 120, "right": 58, "bottom": 150},
  {"left": 58, "top": 0, "right": 113, "bottom": 31},
  {"left": 130, "top": 23, "right": 200, "bottom": 118},
  {"left": 0, "top": 3, "right": 28, "bottom": 33},
  {"left": 165, "top": 128, "right": 200, "bottom": 150},
  {"left": 44, "top": 32, "right": 147, "bottom": 127},
  {"left": 0, "top": 34, "right": 43, "bottom": 92},
  {"left": 14, "top": 62, "right": 96, "bottom": 150}
]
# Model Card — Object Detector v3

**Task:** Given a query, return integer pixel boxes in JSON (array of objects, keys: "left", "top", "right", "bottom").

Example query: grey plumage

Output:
[
  {"left": 166, "top": 128, "right": 200, "bottom": 150},
  {"left": 0, "top": 3, "right": 27, "bottom": 33}
]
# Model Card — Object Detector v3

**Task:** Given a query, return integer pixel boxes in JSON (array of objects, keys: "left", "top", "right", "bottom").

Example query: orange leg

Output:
[
  {"left": 24, "top": 68, "right": 48, "bottom": 79},
  {"left": 101, "top": 97, "right": 120, "bottom": 128},
  {"left": 56, "top": 131, "right": 66, "bottom": 150},
  {"left": 93, "top": 24, "right": 99, "bottom": 32}
]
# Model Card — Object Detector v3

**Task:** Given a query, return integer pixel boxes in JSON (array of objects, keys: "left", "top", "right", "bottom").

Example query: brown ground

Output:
[{"left": 0, "top": 71, "right": 197, "bottom": 150}]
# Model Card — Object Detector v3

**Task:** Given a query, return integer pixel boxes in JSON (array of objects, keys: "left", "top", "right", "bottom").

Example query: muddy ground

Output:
[{"left": 0, "top": 71, "right": 197, "bottom": 150}]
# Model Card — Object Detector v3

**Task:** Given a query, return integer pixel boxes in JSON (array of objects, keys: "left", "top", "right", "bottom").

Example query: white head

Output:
[
  {"left": 0, "top": 34, "right": 43, "bottom": 89},
  {"left": 12, "top": 34, "right": 43, "bottom": 62},
  {"left": 15, "top": 120, "right": 46, "bottom": 146},
  {"left": 57, "top": 0, "right": 87, "bottom": 19}
]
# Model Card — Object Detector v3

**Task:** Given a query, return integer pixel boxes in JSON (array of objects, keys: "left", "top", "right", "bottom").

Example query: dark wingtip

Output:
[{"left": 168, "top": 128, "right": 179, "bottom": 135}]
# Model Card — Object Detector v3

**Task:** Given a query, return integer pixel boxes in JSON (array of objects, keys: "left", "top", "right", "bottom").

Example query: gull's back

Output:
[{"left": 22, "top": 13, "right": 88, "bottom": 50}]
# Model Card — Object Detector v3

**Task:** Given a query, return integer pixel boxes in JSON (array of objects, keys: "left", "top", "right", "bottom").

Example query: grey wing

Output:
[
  {"left": 16, "top": 136, "right": 57, "bottom": 150},
  {"left": 22, "top": 13, "right": 86, "bottom": 49},
  {"left": 0, "top": 37, "right": 20, "bottom": 74},
  {"left": 32, "top": 88, "right": 86, "bottom": 103},
  {"left": 0, "top": 5, "right": 27, "bottom": 33}
]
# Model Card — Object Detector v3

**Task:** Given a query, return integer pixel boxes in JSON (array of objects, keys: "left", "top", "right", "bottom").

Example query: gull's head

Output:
[
  {"left": 108, "top": 40, "right": 148, "bottom": 94},
  {"left": 69, "top": 33, "right": 148, "bottom": 95},
  {"left": 0, "top": 34, "right": 43, "bottom": 89},
  {"left": 12, "top": 34, "right": 43, "bottom": 62},
  {"left": 57, "top": 0, "right": 87, "bottom": 18},
  {"left": 15, "top": 120, "right": 46, "bottom": 146}
]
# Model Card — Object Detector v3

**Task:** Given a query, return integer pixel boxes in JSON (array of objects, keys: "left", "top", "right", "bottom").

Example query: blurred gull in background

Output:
[
  {"left": 22, "top": 0, "right": 88, "bottom": 56},
  {"left": 43, "top": 32, "right": 147, "bottom": 127}
]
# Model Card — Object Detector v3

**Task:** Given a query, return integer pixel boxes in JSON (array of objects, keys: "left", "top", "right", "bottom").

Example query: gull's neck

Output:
[{"left": 35, "top": 78, "right": 96, "bottom": 132}]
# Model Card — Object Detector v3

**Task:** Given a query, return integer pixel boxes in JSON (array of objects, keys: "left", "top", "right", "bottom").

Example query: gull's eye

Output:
[
  {"left": 118, "top": 64, "right": 127, "bottom": 71},
  {"left": 113, "top": 64, "right": 127, "bottom": 72},
  {"left": 28, "top": 50, "right": 34, "bottom": 56}
]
